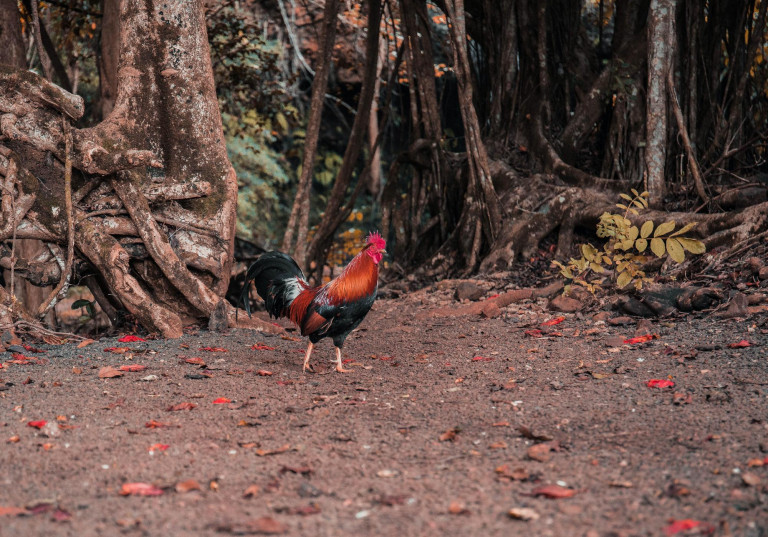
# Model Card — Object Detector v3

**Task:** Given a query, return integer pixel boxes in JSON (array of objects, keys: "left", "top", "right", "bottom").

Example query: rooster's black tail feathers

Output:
[{"left": 240, "top": 251, "right": 306, "bottom": 318}]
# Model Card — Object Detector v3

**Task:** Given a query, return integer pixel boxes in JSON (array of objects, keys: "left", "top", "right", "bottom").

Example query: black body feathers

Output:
[{"left": 240, "top": 251, "right": 305, "bottom": 318}]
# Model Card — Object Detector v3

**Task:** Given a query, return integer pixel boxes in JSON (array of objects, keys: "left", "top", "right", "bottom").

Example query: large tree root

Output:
[
  {"left": 75, "top": 220, "right": 184, "bottom": 338},
  {"left": 0, "top": 60, "right": 276, "bottom": 337},
  {"left": 477, "top": 168, "right": 768, "bottom": 277}
]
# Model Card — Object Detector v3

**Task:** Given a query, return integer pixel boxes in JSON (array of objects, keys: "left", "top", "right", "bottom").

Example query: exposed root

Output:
[
  {"left": 76, "top": 219, "right": 183, "bottom": 338},
  {"left": 111, "top": 170, "right": 222, "bottom": 316},
  {"left": 415, "top": 281, "right": 563, "bottom": 319}
]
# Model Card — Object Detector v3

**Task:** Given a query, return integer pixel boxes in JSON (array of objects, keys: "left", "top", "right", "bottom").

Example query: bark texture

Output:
[
  {"left": 645, "top": 0, "right": 675, "bottom": 207},
  {"left": 0, "top": 0, "right": 275, "bottom": 337}
]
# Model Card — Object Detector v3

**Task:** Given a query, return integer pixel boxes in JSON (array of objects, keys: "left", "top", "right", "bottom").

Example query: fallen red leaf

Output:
[
  {"left": 663, "top": 519, "right": 704, "bottom": 535},
  {"left": 290, "top": 503, "right": 321, "bottom": 516},
  {"left": 184, "top": 357, "right": 206, "bottom": 365},
  {"left": 447, "top": 501, "right": 470, "bottom": 515},
  {"left": 623, "top": 334, "right": 656, "bottom": 344},
  {"left": 52, "top": 508, "right": 72, "bottom": 522},
  {"left": 255, "top": 444, "right": 291, "bottom": 456},
  {"left": 118, "top": 335, "right": 145, "bottom": 343},
  {"left": 257, "top": 370, "right": 274, "bottom": 376},
  {"left": 524, "top": 329, "right": 543, "bottom": 337},
  {"left": 439, "top": 427, "right": 461, "bottom": 442},
  {"left": 145, "top": 420, "right": 173, "bottom": 428},
  {"left": 0, "top": 505, "right": 29, "bottom": 516},
  {"left": 27, "top": 420, "right": 47, "bottom": 429},
  {"left": 528, "top": 485, "right": 577, "bottom": 499},
  {"left": 276, "top": 380, "right": 294, "bottom": 386},
  {"left": 120, "top": 482, "right": 163, "bottom": 496},
  {"left": 98, "top": 366, "right": 124, "bottom": 378},
  {"left": 119, "top": 365, "right": 147, "bottom": 372},
  {"left": 472, "top": 356, "right": 494, "bottom": 362},
  {"left": 175, "top": 479, "right": 202, "bottom": 493},
  {"left": 200, "top": 347, "right": 227, "bottom": 352},
  {"left": 728, "top": 340, "right": 751, "bottom": 348},
  {"left": 148, "top": 443, "right": 169, "bottom": 451},
  {"left": 342, "top": 358, "right": 354, "bottom": 364},
  {"left": 103, "top": 347, "right": 131, "bottom": 354},
  {"left": 495, "top": 464, "right": 530, "bottom": 481},
  {"left": 167, "top": 402, "right": 197, "bottom": 411},
  {"left": 647, "top": 379, "right": 675, "bottom": 389},
  {"left": 280, "top": 465, "right": 313, "bottom": 475},
  {"left": 251, "top": 343, "right": 275, "bottom": 351},
  {"left": 212, "top": 397, "right": 231, "bottom": 404},
  {"left": 541, "top": 316, "right": 565, "bottom": 326},
  {"left": 217, "top": 517, "right": 287, "bottom": 535},
  {"left": 9, "top": 353, "right": 45, "bottom": 364},
  {"left": 22, "top": 344, "right": 45, "bottom": 353}
]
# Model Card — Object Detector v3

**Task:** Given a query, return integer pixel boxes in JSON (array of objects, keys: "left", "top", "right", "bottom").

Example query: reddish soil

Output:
[{"left": 1, "top": 287, "right": 767, "bottom": 537}]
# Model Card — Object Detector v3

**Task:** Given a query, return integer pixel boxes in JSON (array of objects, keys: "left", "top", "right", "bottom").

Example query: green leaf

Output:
[
  {"left": 678, "top": 237, "right": 706, "bottom": 254},
  {"left": 620, "top": 239, "right": 635, "bottom": 250},
  {"left": 615, "top": 203, "right": 628, "bottom": 210},
  {"left": 627, "top": 226, "right": 639, "bottom": 241},
  {"left": 589, "top": 262, "right": 605, "bottom": 273},
  {"left": 640, "top": 220, "right": 654, "bottom": 238},
  {"left": 666, "top": 237, "right": 685, "bottom": 263},
  {"left": 71, "top": 299, "right": 92, "bottom": 310},
  {"left": 635, "top": 238, "right": 648, "bottom": 252},
  {"left": 275, "top": 112, "right": 288, "bottom": 132},
  {"left": 630, "top": 188, "right": 639, "bottom": 197},
  {"left": 632, "top": 200, "right": 644, "bottom": 209},
  {"left": 670, "top": 222, "right": 698, "bottom": 237},
  {"left": 581, "top": 244, "right": 598, "bottom": 261},
  {"left": 654, "top": 221, "right": 676, "bottom": 237},
  {"left": 617, "top": 270, "right": 632, "bottom": 288},
  {"left": 650, "top": 237, "right": 666, "bottom": 257},
  {"left": 619, "top": 193, "right": 633, "bottom": 201}
]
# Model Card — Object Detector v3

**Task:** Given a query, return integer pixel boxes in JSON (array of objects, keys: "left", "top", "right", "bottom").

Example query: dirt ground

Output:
[{"left": 1, "top": 286, "right": 767, "bottom": 537}]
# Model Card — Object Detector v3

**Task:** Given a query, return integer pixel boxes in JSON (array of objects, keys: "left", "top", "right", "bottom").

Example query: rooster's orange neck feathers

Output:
[
  {"left": 286, "top": 247, "right": 379, "bottom": 328},
  {"left": 327, "top": 250, "right": 379, "bottom": 303}
]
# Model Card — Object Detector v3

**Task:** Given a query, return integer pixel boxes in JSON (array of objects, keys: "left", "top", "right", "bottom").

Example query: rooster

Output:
[{"left": 240, "top": 232, "right": 386, "bottom": 372}]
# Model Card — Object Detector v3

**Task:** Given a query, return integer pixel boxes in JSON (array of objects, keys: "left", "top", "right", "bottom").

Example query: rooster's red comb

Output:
[{"left": 366, "top": 231, "right": 386, "bottom": 250}]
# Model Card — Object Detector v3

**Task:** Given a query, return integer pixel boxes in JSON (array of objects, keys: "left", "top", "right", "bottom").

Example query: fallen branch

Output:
[{"left": 416, "top": 281, "right": 563, "bottom": 319}]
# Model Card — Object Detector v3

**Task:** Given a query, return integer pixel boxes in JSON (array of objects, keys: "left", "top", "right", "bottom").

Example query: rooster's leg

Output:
[
  {"left": 302, "top": 342, "right": 315, "bottom": 373},
  {"left": 334, "top": 346, "right": 351, "bottom": 373}
]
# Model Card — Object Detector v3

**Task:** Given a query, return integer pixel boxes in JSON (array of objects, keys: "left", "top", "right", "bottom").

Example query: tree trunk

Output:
[
  {"left": 0, "top": 0, "right": 26, "bottom": 68},
  {"left": 96, "top": 0, "right": 120, "bottom": 120},
  {"left": 306, "top": 0, "right": 383, "bottom": 279},
  {"left": 645, "top": 0, "right": 675, "bottom": 207},
  {"left": 281, "top": 0, "right": 340, "bottom": 266},
  {"left": 0, "top": 0, "right": 276, "bottom": 337},
  {"left": 444, "top": 0, "right": 502, "bottom": 271},
  {"left": 0, "top": 0, "right": 54, "bottom": 324}
]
